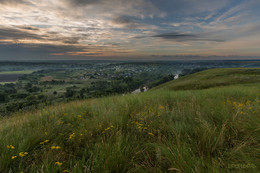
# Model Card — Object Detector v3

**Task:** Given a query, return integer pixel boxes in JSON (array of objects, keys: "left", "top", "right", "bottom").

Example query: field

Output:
[
  {"left": 0, "top": 68, "right": 259, "bottom": 172},
  {"left": 0, "top": 71, "right": 34, "bottom": 83},
  {"left": 0, "top": 74, "right": 25, "bottom": 82},
  {"left": 0, "top": 71, "right": 34, "bottom": 75}
]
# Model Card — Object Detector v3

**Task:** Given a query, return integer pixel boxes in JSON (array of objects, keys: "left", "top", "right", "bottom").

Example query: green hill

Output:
[{"left": 0, "top": 68, "right": 259, "bottom": 173}]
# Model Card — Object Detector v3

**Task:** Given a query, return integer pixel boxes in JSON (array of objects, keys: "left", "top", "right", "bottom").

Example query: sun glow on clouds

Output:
[{"left": 0, "top": 0, "right": 260, "bottom": 59}]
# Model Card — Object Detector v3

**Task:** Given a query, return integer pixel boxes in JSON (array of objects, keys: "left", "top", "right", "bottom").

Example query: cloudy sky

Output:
[{"left": 0, "top": 0, "right": 260, "bottom": 60}]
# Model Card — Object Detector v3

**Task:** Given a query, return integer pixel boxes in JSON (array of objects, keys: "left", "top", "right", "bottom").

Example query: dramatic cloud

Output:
[{"left": 0, "top": 0, "right": 259, "bottom": 60}]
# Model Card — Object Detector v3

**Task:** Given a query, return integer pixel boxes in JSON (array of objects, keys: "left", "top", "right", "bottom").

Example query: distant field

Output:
[
  {"left": 0, "top": 70, "right": 34, "bottom": 74},
  {"left": 0, "top": 74, "right": 25, "bottom": 82},
  {"left": 0, "top": 70, "right": 33, "bottom": 83}
]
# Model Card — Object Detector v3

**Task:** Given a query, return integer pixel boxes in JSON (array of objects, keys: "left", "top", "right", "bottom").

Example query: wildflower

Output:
[
  {"left": 7, "top": 145, "right": 15, "bottom": 149},
  {"left": 51, "top": 146, "right": 56, "bottom": 150},
  {"left": 55, "top": 146, "right": 61, "bottom": 150},
  {"left": 69, "top": 133, "right": 75, "bottom": 139},
  {"left": 19, "top": 152, "right": 28, "bottom": 157},
  {"left": 55, "top": 162, "right": 62, "bottom": 166},
  {"left": 19, "top": 152, "right": 25, "bottom": 157},
  {"left": 148, "top": 132, "right": 154, "bottom": 136},
  {"left": 11, "top": 156, "right": 17, "bottom": 159},
  {"left": 159, "top": 105, "right": 164, "bottom": 109},
  {"left": 40, "top": 139, "right": 49, "bottom": 144},
  {"left": 63, "top": 170, "right": 69, "bottom": 172}
]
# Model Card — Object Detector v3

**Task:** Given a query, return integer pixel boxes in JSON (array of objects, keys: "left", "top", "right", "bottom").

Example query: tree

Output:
[
  {"left": 0, "top": 92, "right": 7, "bottom": 102},
  {"left": 65, "top": 87, "right": 75, "bottom": 98},
  {"left": 80, "top": 88, "right": 86, "bottom": 99}
]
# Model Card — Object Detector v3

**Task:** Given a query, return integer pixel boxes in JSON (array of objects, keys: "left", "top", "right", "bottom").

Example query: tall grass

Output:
[{"left": 0, "top": 70, "right": 259, "bottom": 172}]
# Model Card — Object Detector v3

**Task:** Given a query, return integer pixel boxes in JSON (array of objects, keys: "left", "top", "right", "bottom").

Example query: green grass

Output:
[
  {"left": 0, "top": 82, "right": 16, "bottom": 85},
  {"left": 0, "top": 70, "right": 34, "bottom": 75},
  {"left": 152, "top": 68, "right": 260, "bottom": 91},
  {"left": 0, "top": 68, "right": 259, "bottom": 173}
]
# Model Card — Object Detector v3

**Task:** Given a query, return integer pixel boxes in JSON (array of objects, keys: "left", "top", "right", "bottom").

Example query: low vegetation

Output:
[{"left": 0, "top": 68, "right": 259, "bottom": 172}]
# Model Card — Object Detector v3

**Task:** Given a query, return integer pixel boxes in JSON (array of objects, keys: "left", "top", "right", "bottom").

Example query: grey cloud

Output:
[
  {"left": 0, "top": 0, "right": 31, "bottom": 5},
  {"left": 0, "top": 27, "right": 42, "bottom": 40},
  {"left": 0, "top": 43, "right": 89, "bottom": 60},
  {"left": 111, "top": 16, "right": 142, "bottom": 29},
  {"left": 0, "top": 26, "right": 81, "bottom": 44},
  {"left": 62, "top": 37, "right": 80, "bottom": 44},
  {"left": 152, "top": 32, "right": 198, "bottom": 40},
  {"left": 0, "top": 0, "right": 24, "bottom": 3},
  {"left": 111, "top": 16, "right": 159, "bottom": 30},
  {"left": 151, "top": 0, "right": 229, "bottom": 16},
  {"left": 65, "top": 0, "right": 165, "bottom": 19},
  {"left": 137, "top": 32, "right": 225, "bottom": 42},
  {"left": 67, "top": 0, "right": 103, "bottom": 6},
  {"left": 17, "top": 26, "right": 40, "bottom": 31},
  {"left": 112, "top": 16, "right": 134, "bottom": 25}
]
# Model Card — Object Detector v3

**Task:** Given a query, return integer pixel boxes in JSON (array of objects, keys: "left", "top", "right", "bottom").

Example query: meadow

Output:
[{"left": 0, "top": 68, "right": 259, "bottom": 173}]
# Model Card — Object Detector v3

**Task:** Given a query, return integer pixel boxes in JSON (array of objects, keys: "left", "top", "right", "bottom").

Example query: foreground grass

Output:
[{"left": 0, "top": 69, "right": 259, "bottom": 173}]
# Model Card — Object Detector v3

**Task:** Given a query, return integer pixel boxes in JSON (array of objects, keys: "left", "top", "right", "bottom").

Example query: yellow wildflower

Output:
[
  {"left": 51, "top": 146, "right": 61, "bottom": 150},
  {"left": 19, "top": 152, "right": 28, "bottom": 157},
  {"left": 40, "top": 139, "right": 49, "bottom": 144},
  {"left": 159, "top": 105, "right": 164, "bottom": 109},
  {"left": 7, "top": 145, "right": 15, "bottom": 149},
  {"left": 55, "top": 146, "right": 61, "bottom": 150},
  {"left": 148, "top": 132, "right": 154, "bottom": 136},
  {"left": 11, "top": 156, "right": 17, "bottom": 159},
  {"left": 55, "top": 162, "right": 62, "bottom": 166},
  {"left": 69, "top": 133, "right": 75, "bottom": 139}
]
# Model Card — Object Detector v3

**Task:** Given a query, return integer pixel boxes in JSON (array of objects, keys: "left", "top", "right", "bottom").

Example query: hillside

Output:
[
  {"left": 0, "top": 68, "right": 259, "bottom": 173},
  {"left": 152, "top": 68, "right": 260, "bottom": 91}
]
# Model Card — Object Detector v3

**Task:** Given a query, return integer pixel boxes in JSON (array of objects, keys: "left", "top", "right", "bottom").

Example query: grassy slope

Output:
[
  {"left": 152, "top": 68, "right": 260, "bottom": 91},
  {"left": 0, "top": 68, "right": 259, "bottom": 173}
]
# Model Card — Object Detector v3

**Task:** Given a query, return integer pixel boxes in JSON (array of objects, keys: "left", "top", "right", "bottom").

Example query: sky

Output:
[{"left": 0, "top": 0, "right": 260, "bottom": 60}]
